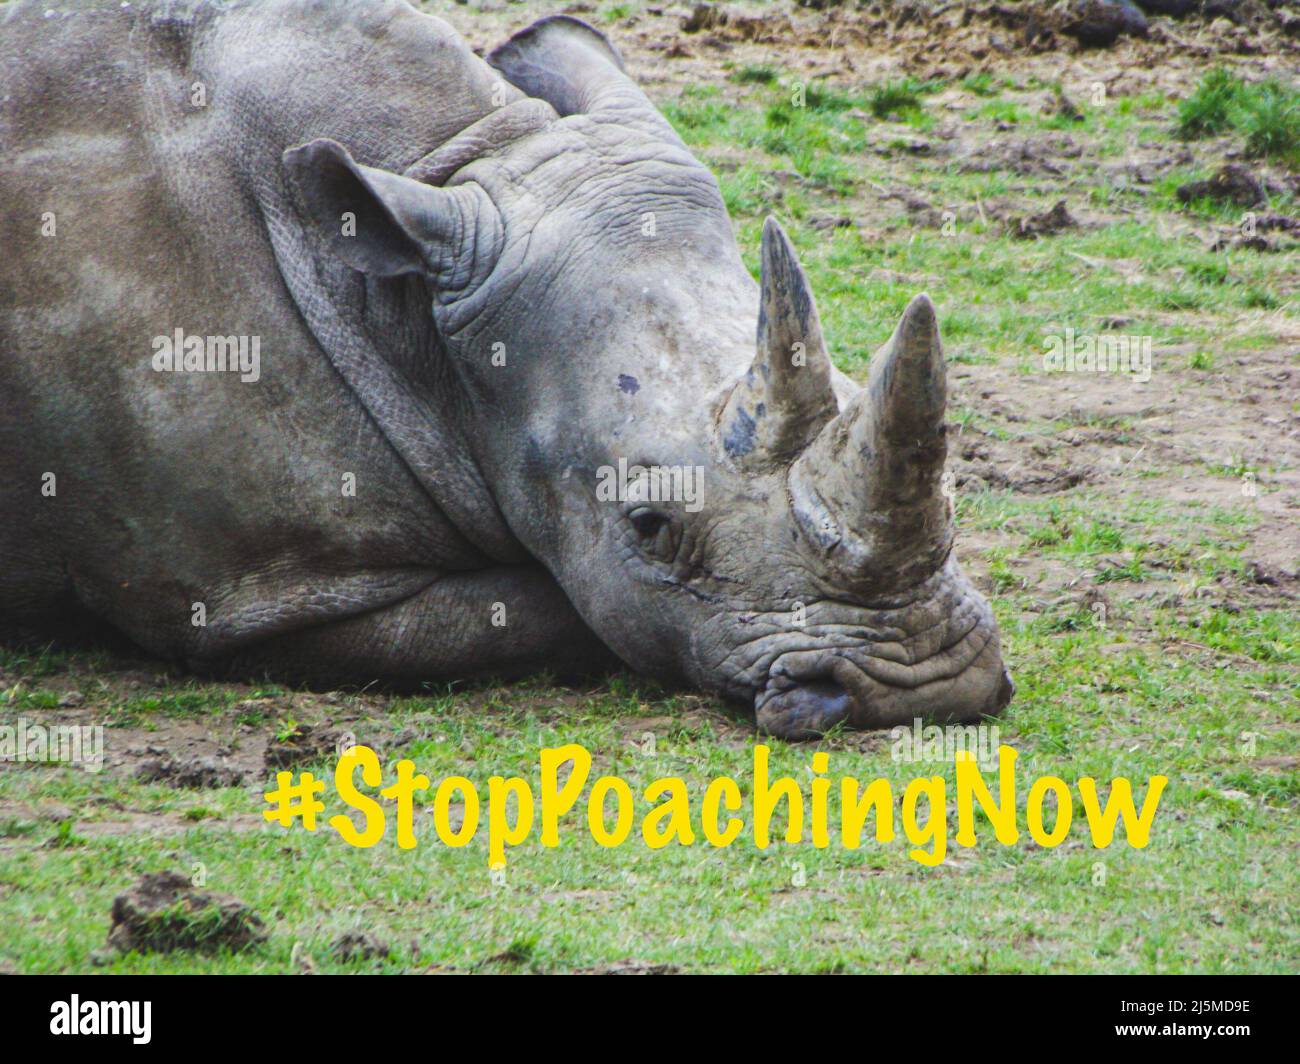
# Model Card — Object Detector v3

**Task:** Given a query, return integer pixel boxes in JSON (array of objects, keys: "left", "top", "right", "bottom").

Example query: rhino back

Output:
[{"left": 0, "top": 0, "right": 520, "bottom": 656}]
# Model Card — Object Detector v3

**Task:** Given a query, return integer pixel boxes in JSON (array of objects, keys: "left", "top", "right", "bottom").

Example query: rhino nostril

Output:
[{"left": 756, "top": 678, "right": 853, "bottom": 740}]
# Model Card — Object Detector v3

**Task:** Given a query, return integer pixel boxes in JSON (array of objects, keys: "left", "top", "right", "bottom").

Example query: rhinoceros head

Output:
[{"left": 283, "top": 16, "right": 1011, "bottom": 738}]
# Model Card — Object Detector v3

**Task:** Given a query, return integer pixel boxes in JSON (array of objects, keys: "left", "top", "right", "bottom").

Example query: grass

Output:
[
  {"left": 1, "top": 575, "right": 1295, "bottom": 973},
  {"left": 1239, "top": 83, "right": 1300, "bottom": 166},
  {"left": 660, "top": 64, "right": 1296, "bottom": 367},
  {"left": 867, "top": 77, "right": 928, "bottom": 120},
  {"left": 2, "top": 484, "right": 1294, "bottom": 977},
  {"left": 1177, "top": 67, "right": 1247, "bottom": 138},
  {"left": 729, "top": 63, "right": 780, "bottom": 86},
  {"left": 599, "top": 2, "right": 632, "bottom": 23},
  {"left": 961, "top": 71, "right": 1000, "bottom": 98},
  {"left": 1177, "top": 68, "right": 1300, "bottom": 167}
]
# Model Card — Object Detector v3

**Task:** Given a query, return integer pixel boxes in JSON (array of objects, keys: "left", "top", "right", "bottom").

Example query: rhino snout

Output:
[{"left": 753, "top": 647, "right": 1015, "bottom": 742}]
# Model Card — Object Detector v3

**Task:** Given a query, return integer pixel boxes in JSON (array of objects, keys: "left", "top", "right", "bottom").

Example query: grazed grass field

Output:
[{"left": 1, "top": 1, "right": 1296, "bottom": 973}]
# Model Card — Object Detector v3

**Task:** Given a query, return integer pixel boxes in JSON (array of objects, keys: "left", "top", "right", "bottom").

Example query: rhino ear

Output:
[
  {"left": 488, "top": 16, "right": 684, "bottom": 146},
  {"left": 282, "top": 138, "right": 496, "bottom": 285}
]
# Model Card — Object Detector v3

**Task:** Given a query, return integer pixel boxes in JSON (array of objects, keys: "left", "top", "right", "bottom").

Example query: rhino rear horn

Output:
[
  {"left": 718, "top": 218, "right": 838, "bottom": 468},
  {"left": 487, "top": 16, "right": 685, "bottom": 147}
]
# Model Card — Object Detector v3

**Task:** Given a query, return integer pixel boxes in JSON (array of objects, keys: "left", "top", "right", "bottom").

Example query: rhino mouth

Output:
[
  {"left": 753, "top": 637, "right": 1014, "bottom": 740},
  {"left": 723, "top": 566, "right": 1013, "bottom": 740}
]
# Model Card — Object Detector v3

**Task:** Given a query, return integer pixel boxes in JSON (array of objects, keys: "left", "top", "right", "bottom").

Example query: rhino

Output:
[{"left": 0, "top": 0, "right": 1012, "bottom": 738}]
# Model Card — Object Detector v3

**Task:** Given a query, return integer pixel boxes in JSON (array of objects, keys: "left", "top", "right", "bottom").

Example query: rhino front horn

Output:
[
  {"left": 718, "top": 217, "right": 838, "bottom": 468},
  {"left": 789, "top": 294, "right": 953, "bottom": 591}
]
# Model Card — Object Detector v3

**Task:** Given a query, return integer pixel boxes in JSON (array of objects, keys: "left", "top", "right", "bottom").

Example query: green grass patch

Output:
[
  {"left": 1177, "top": 68, "right": 1300, "bottom": 166},
  {"left": 729, "top": 63, "right": 780, "bottom": 86},
  {"left": 867, "top": 77, "right": 933, "bottom": 120}
]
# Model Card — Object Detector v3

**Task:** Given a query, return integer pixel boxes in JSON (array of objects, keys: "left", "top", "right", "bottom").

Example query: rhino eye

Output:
[
  {"left": 628, "top": 508, "right": 669, "bottom": 539},
  {"left": 626, "top": 507, "right": 682, "bottom": 563},
  {"left": 627, "top": 508, "right": 682, "bottom": 564}
]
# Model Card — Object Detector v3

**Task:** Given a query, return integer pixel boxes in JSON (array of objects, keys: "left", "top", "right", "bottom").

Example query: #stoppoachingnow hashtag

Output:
[{"left": 260, "top": 743, "right": 1168, "bottom": 870}]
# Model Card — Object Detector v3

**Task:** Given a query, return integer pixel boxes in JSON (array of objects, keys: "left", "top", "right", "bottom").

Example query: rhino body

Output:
[{"left": 0, "top": 0, "right": 1012, "bottom": 737}]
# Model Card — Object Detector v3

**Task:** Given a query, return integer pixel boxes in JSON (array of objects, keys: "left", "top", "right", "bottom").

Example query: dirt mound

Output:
[
  {"left": 264, "top": 722, "right": 342, "bottom": 770},
  {"left": 1062, "top": 1, "right": 1151, "bottom": 48},
  {"left": 1177, "top": 162, "right": 1268, "bottom": 207},
  {"left": 958, "top": 134, "right": 1083, "bottom": 178},
  {"left": 105, "top": 871, "right": 266, "bottom": 955},
  {"left": 135, "top": 752, "right": 245, "bottom": 788},
  {"left": 682, "top": 2, "right": 796, "bottom": 40},
  {"left": 332, "top": 930, "right": 392, "bottom": 963},
  {"left": 1011, "top": 198, "right": 1080, "bottom": 238},
  {"left": 675, "top": 0, "right": 1299, "bottom": 72}
]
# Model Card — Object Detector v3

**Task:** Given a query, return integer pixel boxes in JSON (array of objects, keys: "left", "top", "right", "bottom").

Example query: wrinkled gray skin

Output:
[{"left": 0, "top": 0, "right": 1012, "bottom": 738}]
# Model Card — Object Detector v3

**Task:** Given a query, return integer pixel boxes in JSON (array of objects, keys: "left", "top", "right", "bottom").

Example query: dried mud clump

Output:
[
  {"left": 332, "top": 930, "right": 392, "bottom": 963},
  {"left": 264, "top": 722, "right": 340, "bottom": 770},
  {"left": 1062, "top": 0, "right": 1150, "bottom": 47},
  {"left": 1012, "top": 199, "right": 1080, "bottom": 238},
  {"left": 1177, "top": 162, "right": 1267, "bottom": 207},
  {"left": 135, "top": 753, "right": 245, "bottom": 788},
  {"left": 681, "top": 2, "right": 794, "bottom": 41},
  {"left": 958, "top": 135, "right": 1082, "bottom": 178},
  {"left": 105, "top": 871, "right": 267, "bottom": 955}
]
